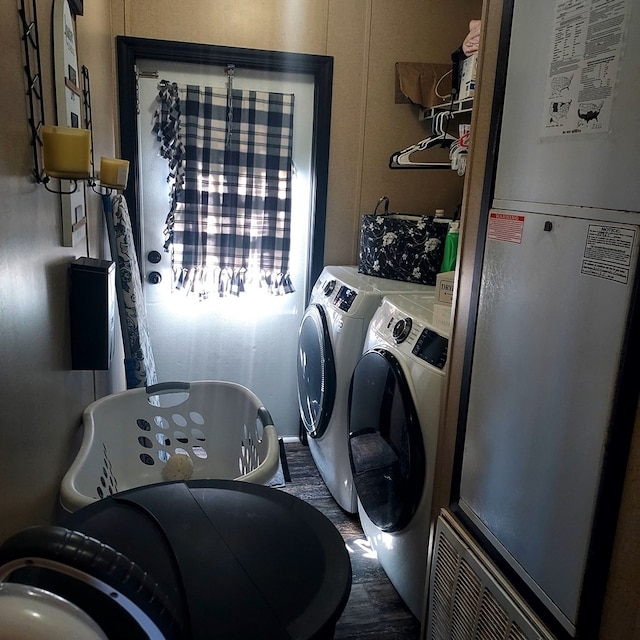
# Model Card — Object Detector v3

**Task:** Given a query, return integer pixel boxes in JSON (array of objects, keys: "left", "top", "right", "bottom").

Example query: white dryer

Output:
[
  {"left": 347, "top": 293, "right": 449, "bottom": 617},
  {"left": 297, "top": 266, "right": 434, "bottom": 513}
]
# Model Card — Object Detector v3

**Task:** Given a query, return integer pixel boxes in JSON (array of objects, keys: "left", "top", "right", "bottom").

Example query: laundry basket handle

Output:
[
  {"left": 145, "top": 382, "right": 191, "bottom": 395},
  {"left": 257, "top": 406, "right": 275, "bottom": 428}
]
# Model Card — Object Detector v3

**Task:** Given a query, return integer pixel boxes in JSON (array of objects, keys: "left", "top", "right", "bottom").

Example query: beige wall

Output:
[
  {"left": 116, "top": 0, "right": 481, "bottom": 264},
  {"left": 1, "top": 1, "right": 638, "bottom": 637},
  {"left": 600, "top": 404, "right": 640, "bottom": 639},
  {"left": 0, "top": 0, "right": 121, "bottom": 541},
  {"left": 0, "top": 0, "right": 480, "bottom": 540}
]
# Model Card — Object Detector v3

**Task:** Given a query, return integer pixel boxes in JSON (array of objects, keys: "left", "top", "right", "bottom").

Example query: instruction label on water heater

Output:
[
  {"left": 487, "top": 211, "right": 526, "bottom": 243},
  {"left": 540, "top": 0, "right": 631, "bottom": 138},
  {"left": 581, "top": 224, "right": 636, "bottom": 284}
]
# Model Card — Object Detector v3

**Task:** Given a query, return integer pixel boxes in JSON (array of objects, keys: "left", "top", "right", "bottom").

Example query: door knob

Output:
[
  {"left": 147, "top": 250, "right": 162, "bottom": 264},
  {"left": 148, "top": 271, "right": 162, "bottom": 285}
]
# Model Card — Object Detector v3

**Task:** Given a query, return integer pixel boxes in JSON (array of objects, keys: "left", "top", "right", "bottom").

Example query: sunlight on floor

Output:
[{"left": 346, "top": 536, "right": 378, "bottom": 560}]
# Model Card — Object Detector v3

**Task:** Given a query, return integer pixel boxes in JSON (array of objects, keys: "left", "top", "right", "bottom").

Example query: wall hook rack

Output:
[
  {"left": 80, "top": 65, "right": 112, "bottom": 195},
  {"left": 18, "top": 0, "right": 129, "bottom": 214},
  {"left": 18, "top": 0, "right": 46, "bottom": 183},
  {"left": 42, "top": 177, "right": 80, "bottom": 194},
  {"left": 82, "top": 65, "right": 95, "bottom": 179}
]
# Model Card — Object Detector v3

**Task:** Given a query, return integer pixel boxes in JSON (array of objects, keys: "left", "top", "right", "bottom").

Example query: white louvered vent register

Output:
[{"left": 427, "top": 510, "right": 556, "bottom": 640}]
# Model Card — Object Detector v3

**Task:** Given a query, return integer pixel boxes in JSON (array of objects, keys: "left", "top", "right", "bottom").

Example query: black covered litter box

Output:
[{"left": 0, "top": 480, "right": 352, "bottom": 640}]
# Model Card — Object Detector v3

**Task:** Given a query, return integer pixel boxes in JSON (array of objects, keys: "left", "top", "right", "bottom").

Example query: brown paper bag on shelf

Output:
[{"left": 394, "top": 62, "right": 453, "bottom": 109}]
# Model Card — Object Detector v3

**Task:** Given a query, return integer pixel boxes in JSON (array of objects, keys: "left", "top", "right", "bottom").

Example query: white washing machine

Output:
[
  {"left": 296, "top": 266, "right": 435, "bottom": 513},
  {"left": 347, "top": 293, "right": 449, "bottom": 617}
]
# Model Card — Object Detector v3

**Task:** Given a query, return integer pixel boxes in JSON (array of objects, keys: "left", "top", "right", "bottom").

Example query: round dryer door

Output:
[
  {"left": 297, "top": 304, "right": 336, "bottom": 438},
  {"left": 348, "top": 348, "right": 425, "bottom": 532}
]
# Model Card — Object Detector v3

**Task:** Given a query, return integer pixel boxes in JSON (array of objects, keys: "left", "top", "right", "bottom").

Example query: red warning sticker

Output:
[{"left": 488, "top": 211, "right": 525, "bottom": 243}]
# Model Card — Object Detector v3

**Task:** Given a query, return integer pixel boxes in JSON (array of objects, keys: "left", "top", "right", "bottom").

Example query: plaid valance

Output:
[{"left": 153, "top": 81, "right": 295, "bottom": 298}]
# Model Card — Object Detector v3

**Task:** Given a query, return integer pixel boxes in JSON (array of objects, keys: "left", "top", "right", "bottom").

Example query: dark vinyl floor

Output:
[{"left": 277, "top": 441, "right": 421, "bottom": 640}]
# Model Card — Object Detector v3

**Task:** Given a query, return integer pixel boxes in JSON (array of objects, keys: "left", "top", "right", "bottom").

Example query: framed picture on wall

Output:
[{"left": 52, "top": 0, "right": 87, "bottom": 247}]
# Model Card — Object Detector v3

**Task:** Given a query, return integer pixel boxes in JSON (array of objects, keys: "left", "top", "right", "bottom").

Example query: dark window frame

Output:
[{"left": 116, "top": 36, "right": 333, "bottom": 294}]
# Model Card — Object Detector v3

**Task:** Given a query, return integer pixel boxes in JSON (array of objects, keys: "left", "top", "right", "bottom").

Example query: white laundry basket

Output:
[{"left": 60, "top": 381, "right": 280, "bottom": 512}]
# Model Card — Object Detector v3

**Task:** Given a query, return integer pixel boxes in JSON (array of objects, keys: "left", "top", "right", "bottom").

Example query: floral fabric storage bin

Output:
[{"left": 358, "top": 197, "right": 449, "bottom": 286}]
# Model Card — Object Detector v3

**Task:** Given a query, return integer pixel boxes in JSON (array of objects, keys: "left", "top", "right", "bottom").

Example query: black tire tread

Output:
[{"left": 0, "top": 525, "right": 185, "bottom": 639}]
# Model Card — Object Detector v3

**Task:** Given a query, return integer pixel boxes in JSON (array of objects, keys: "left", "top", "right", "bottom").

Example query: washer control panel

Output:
[
  {"left": 323, "top": 279, "right": 336, "bottom": 297},
  {"left": 333, "top": 285, "right": 357, "bottom": 312},
  {"left": 311, "top": 274, "right": 359, "bottom": 313}
]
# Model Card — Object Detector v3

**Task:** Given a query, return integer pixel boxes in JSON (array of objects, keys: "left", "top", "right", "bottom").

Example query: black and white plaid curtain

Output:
[{"left": 153, "top": 81, "right": 295, "bottom": 298}]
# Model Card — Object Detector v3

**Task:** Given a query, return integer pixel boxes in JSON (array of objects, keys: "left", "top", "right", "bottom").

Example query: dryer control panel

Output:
[
  {"left": 413, "top": 328, "right": 448, "bottom": 369},
  {"left": 373, "top": 298, "right": 449, "bottom": 370}
]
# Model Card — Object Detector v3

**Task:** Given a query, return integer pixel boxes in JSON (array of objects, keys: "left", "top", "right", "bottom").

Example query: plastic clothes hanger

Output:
[{"left": 389, "top": 111, "right": 456, "bottom": 169}]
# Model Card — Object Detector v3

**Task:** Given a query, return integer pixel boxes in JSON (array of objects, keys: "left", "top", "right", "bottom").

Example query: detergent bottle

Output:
[{"left": 440, "top": 221, "right": 460, "bottom": 272}]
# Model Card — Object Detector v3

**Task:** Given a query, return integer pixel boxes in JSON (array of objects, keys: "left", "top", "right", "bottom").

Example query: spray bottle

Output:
[{"left": 440, "top": 220, "right": 460, "bottom": 273}]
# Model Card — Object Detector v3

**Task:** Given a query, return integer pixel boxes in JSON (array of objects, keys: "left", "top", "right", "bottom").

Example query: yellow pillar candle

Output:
[
  {"left": 99, "top": 157, "right": 130, "bottom": 189},
  {"left": 41, "top": 126, "right": 92, "bottom": 179}
]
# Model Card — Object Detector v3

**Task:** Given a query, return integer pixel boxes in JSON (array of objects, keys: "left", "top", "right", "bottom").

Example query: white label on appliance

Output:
[
  {"left": 487, "top": 211, "right": 526, "bottom": 244},
  {"left": 540, "top": 0, "right": 631, "bottom": 138},
  {"left": 581, "top": 224, "right": 636, "bottom": 283}
]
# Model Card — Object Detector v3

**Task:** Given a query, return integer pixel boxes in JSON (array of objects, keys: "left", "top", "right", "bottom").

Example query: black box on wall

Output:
[
  {"left": 69, "top": 257, "right": 116, "bottom": 370},
  {"left": 68, "top": 0, "right": 83, "bottom": 16}
]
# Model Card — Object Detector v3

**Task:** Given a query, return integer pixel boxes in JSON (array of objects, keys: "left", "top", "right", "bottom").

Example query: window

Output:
[{"left": 154, "top": 81, "right": 295, "bottom": 299}]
